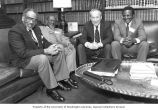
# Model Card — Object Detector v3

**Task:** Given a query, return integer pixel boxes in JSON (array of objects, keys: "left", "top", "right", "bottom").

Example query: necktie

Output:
[
  {"left": 95, "top": 26, "right": 100, "bottom": 43},
  {"left": 126, "top": 23, "right": 129, "bottom": 37},
  {"left": 29, "top": 30, "right": 38, "bottom": 45}
]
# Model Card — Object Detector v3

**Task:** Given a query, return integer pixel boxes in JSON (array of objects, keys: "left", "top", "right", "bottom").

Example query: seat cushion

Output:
[
  {"left": 0, "top": 75, "right": 41, "bottom": 102},
  {"left": 147, "top": 58, "right": 158, "bottom": 63},
  {"left": 0, "top": 66, "right": 19, "bottom": 87}
]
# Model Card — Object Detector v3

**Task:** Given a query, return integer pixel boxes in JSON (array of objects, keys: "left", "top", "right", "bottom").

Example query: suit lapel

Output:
[
  {"left": 130, "top": 19, "right": 137, "bottom": 29},
  {"left": 120, "top": 20, "right": 127, "bottom": 37},
  {"left": 100, "top": 21, "right": 104, "bottom": 40},
  {"left": 21, "top": 24, "right": 40, "bottom": 47},
  {"left": 21, "top": 24, "right": 35, "bottom": 42},
  {"left": 33, "top": 27, "right": 43, "bottom": 48},
  {"left": 89, "top": 22, "right": 94, "bottom": 40},
  {"left": 128, "top": 19, "right": 137, "bottom": 38}
]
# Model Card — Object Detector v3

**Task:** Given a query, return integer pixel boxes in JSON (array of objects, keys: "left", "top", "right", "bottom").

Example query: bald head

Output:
[
  {"left": 89, "top": 9, "right": 102, "bottom": 17},
  {"left": 46, "top": 15, "right": 56, "bottom": 28},
  {"left": 89, "top": 9, "right": 102, "bottom": 26}
]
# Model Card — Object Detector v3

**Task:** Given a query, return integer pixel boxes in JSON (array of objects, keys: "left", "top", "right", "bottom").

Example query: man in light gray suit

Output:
[{"left": 111, "top": 6, "right": 149, "bottom": 61}]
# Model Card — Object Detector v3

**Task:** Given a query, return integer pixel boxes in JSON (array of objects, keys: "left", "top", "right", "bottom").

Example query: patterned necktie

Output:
[
  {"left": 95, "top": 26, "right": 100, "bottom": 43},
  {"left": 126, "top": 23, "right": 129, "bottom": 37}
]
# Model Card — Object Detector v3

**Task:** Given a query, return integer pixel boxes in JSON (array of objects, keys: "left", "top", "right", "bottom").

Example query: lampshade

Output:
[{"left": 53, "top": 0, "right": 72, "bottom": 8}]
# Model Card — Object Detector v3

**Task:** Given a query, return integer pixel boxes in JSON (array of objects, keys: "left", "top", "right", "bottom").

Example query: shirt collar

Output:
[
  {"left": 125, "top": 21, "right": 132, "bottom": 27},
  {"left": 94, "top": 24, "right": 100, "bottom": 29},
  {"left": 26, "top": 26, "right": 33, "bottom": 32}
]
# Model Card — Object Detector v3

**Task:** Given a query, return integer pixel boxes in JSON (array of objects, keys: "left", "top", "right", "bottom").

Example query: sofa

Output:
[
  {"left": 77, "top": 21, "right": 158, "bottom": 65},
  {"left": 0, "top": 28, "right": 43, "bottom": 103}
]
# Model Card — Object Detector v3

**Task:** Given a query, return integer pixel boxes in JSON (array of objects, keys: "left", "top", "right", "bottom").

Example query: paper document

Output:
[{"left": 130, "top": 62, "right": 157, "bottom": 79}]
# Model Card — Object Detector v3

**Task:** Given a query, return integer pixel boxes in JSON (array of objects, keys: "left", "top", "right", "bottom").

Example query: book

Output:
[
  {"left": 91, "top": 59, "right": 121, "bottom": 73},
  {"left": 130, "top": 62, "right": 157, "bottom": 79},
  {"left": 87, "top": 68, "right": 118, "bottom": 77},
  {"left": 83, "top": 70, "right": 113, "bottom": 85}
]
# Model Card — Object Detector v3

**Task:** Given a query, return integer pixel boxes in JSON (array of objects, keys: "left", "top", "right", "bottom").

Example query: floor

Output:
[{"left": 18, "top": 77, "right": 158, "bottom": 104}]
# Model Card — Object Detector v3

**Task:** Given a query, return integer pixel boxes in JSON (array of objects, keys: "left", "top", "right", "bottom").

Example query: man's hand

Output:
[
  {"left": 122, "top": 37, "right": 133, "bottom": 48},
  {"left": 90, "top": 42, "right": 99, "bottom": 50},
  {"left": 131, "top": 38, "right": 137, "bottom": 44},
  {"left": 98, "top": 42, "right": 103, "bottom": 48},
  {"left": 67, "top": 43, "right": 74, "bottom": 50},
  {"left": 44, "top": 44, "right": 59, "bottom": 55},
  {"left": 85, "top": 42, "right": 102, "bottom": 50},
  {"left": 56, "top": 44, "right": 64, "bottom": 51},
  {"left": 85, "top": 42, "right": 93, "bottom": 49}
]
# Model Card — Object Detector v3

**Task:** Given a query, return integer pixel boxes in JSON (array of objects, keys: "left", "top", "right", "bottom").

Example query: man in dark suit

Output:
[
  {"left": 8, "top": 8, "right": 77, "bottom": 102},
  {"left": 78, "top": 9, "right": 113, "bottom": 65},
  {"left": 111, "top": 6, "right": 149, "bottom": 61}
]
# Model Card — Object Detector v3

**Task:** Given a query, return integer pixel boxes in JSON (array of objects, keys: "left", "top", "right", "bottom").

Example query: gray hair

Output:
[
  {"left": 89, "top": 9, "right": 102, "bottom": 17},
  {"left": 22, "top": 8, "right": 38, "bottom": 17}
]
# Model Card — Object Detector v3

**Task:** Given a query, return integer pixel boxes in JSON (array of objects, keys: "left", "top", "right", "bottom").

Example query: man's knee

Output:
[
  {"left": 77, "top": 44, "right": 85, "bottom": 51},
  {"left": 111, "top": 41, "right": 120, "bottom": 47},
  {"left": 104, "top": 44, "right": 111, "bottom": 50},
  {"left": 77, "top": 44, "right": 87, "bottom": 65},
  {"left": 111, "top": 41, "right": 121, "bottom": 50},
  {"left": 139, "top": 41, "right": 149, "bottom": 48},
  {"left": 77, "top": 44, "right": 86, "bottom": 55},
  {"left": 38, "top": 54, "right": 49, "bottom": 63}
]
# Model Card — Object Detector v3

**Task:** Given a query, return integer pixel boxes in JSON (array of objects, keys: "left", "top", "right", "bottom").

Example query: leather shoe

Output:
[
  {"left": 69, "top": 78, "right": 78, "bottom": 84},
  {"left": 57, "top": 81, "right": 71, "bottom": 91},
  {"left": 46, "top": 89, "right": 65, "bottom": 102},
  {"left": 64, "top": 79, "right": 78, "bottom": 89}
]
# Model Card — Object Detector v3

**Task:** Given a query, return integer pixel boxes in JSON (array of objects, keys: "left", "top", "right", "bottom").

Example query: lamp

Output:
[{"left": 53, "top": 0, "right": 72, "bottom": 32}]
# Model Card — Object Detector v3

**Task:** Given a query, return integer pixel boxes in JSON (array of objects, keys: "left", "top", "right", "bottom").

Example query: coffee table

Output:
[{"left": 75, "top": 61, "right": 158, "bottom": 99}]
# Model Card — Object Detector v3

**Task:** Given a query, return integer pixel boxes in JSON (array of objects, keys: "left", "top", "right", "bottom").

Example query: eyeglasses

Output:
[
  {"left": 122, "top": 14, "right": 133, "bottom": 18},
  {"left": 25, "top": 16, "right": 37, "bottom": 22}
]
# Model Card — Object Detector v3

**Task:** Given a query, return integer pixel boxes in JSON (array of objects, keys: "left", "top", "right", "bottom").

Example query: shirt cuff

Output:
[
  {"left": 120, "top": 38, "right": 124, "bottom": 44},
  {"left": 135, "top": 38, "right": 140, "bottom": 44},
  {"left": 84, "top": 42, "right": 89, "bottom": 47}
]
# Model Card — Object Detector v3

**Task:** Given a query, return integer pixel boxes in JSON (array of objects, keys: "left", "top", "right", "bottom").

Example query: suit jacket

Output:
[
  {"left": 80, "top": 20, "right": 113, "bottom": 46},
  {"left": 39, "top": 26, "right": 70, "bottom": 46},
  {"left": 8, "top": 23, "right": 51, "bottom": 68},
  {"left": 114, "top": 18, "right": 146, "bottom": 42}
]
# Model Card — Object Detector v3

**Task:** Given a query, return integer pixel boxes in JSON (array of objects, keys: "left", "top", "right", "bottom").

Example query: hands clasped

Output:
[
  {"left": 67, "top": 43, "right": 74, "bottom": 50},
  {"left": 85, "top": 42, "right": 103, "bottom": 50},
  {"left": 122, "top": 37, "right": 136, "bottom": 48},
  {"left": 45, "top": 44, "right": 63, "bottom": 55}
]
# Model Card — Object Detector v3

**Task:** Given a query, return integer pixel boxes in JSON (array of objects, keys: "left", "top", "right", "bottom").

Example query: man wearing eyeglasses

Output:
[
  {"left": 8, "top": 8, "right": 74, "bottom": 102},
  {"left": 111, "top": 6, "right": 149, "bottom": 61}
]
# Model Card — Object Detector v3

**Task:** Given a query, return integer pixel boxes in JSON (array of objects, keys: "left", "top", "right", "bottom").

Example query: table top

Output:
[{"left": 75, "top": 61, "right": 158, "bottom": 100}]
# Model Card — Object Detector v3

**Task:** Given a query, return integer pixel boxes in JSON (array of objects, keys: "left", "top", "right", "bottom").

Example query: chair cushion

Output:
[
  {"left": 147, "top": 58, "right": 158, "bottom": 63},
  {"left": 0, "top": 75, "right": 41, "bottom": 102},
  {"left": 0, "top": 66, "right": 19, "bottom": 87},
  {"left": 0, "top": 62, "right": 37, "bottom": 87}
]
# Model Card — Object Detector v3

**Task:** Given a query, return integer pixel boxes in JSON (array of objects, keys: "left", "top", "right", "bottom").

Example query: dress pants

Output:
[
  {"left": 77, "top": 43, "right": 111, "bottom": 65},
  {"left": 64, "top": 46, "right": 76, "bottom": 73},
  {"left": 24, "top": 51, "right": 69, "bottom": 89},
  {"left": 111, "top": 41, "right": 149, "bottom": 61}
]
